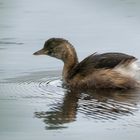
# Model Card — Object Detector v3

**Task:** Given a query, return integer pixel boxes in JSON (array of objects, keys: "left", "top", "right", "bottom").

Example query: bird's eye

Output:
[{"left": 47, "top": 48, "right": 54, "bottom": 55}]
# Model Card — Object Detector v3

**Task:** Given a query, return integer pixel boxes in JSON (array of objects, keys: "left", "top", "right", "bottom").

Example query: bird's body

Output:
[{"left": 33, "top": 38, "right": 139, "bottom": 90}]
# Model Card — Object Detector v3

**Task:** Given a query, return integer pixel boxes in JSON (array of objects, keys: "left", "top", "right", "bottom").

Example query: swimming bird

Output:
[{"left": 33, "top": 38, "right": 139, "bottom": 90}]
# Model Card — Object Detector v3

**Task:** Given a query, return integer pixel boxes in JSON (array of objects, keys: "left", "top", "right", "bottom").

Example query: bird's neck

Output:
[{"left": 62, "top": 45, "right": 78, "bottom": 83}]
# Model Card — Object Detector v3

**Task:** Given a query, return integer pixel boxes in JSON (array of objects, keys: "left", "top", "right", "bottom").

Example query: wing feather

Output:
[{"left": 69, "top": 52, "right": 137, "bottom": 79}]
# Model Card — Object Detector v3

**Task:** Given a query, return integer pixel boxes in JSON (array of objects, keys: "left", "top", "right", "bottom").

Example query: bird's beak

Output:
[{"left": 33, "top": 49, "right": 47, "bottom": 55}]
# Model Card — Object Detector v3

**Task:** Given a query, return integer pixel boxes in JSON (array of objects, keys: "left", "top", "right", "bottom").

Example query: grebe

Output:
[{"left": 33, "top": 38, "right": 139, "bottom": 90}]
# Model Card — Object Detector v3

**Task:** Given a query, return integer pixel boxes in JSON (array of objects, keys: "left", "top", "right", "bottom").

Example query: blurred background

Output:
[
  {"left": 0, "top": 0, "right": 140, "bottom": 140},
  {"left": 0, "top": 0, "right": 140, "bottom": 79}
]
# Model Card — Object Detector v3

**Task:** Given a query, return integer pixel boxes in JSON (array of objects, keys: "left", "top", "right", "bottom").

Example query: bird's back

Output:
[
  {"left": 67, "top": 52, "right": 139, "bottom": 90},
  {"left": 69, "top": 52, "right": 137, "bottom": 79}
]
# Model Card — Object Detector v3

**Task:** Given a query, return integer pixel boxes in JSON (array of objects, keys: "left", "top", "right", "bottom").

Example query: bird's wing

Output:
[{"left": 69, "top": 52, "right": 137, "bottom": 79}]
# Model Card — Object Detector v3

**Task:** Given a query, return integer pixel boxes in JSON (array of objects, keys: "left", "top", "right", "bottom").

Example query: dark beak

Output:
[{"left": 33, "top": 49, "right": 46, "bottom": 55}]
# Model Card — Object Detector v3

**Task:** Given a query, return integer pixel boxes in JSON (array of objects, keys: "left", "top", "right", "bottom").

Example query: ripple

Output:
[
  {"left": 0, "top": 41, "right": 24, "bottom": 45},
  {"left": 0, "top": 74, "right": 64, "bottom": 103},
  {"left": 78, "top": 90, "right": 140, "bottom": 120},
  {"left": 0, "top": 72, "right": 140, "bottom": 130}
]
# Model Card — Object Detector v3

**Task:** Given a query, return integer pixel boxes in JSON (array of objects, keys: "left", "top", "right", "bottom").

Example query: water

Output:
[{"left": 0, "top": 0, "right": 140, "bottom": 140}]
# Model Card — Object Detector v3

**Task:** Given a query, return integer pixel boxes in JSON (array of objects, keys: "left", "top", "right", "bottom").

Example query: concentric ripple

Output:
[
  {"left": 0, "top": 70, "right": 140, "bottom": 129},
  {"left": 0, "top": 76, "right": 65, "bottom": 103},
  {"left": 0, "top": 70, "right": 64, "bottom": 104}
]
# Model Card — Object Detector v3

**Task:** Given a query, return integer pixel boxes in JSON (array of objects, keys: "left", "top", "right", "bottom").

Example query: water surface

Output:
[{"left": 0, "top": 0, "right": 140, "bottom": 140}]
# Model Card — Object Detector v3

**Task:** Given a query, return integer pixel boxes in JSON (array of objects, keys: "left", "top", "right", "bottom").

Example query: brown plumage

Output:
[{"left": 33, "top": 38, "right": 139, "bottom": 90}]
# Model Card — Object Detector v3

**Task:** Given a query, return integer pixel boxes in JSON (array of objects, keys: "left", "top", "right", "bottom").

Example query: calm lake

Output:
[{"left": 0, "top": 0, "right": 140, "bottom": 140}]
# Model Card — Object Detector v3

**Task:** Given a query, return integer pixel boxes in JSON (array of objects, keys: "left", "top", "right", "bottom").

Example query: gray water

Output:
[{"left": 1, "top": 0, "right": 140, "bottom": 140}]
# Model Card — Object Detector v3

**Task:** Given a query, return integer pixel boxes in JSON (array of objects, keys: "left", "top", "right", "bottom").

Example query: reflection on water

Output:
[
  {"left": 35, "top": 90, "right": 79, "bottom": 130},
  {"left": 0, "top": 70, "right": 140, "bottom": 139},
  {"left": 1, "top": 71, "right": 140, "bottom": 131},
  {"left": 1, "top": 0, "right": 140, "bottom": 139},
  {"left": 34, "top": 79, "right": 140, "bottom": 129}
]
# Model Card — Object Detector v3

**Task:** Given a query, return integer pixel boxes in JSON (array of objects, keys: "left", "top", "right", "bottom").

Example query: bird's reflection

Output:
[{"left": 34, "top": 88, "right": 140, "bottom": 130}]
